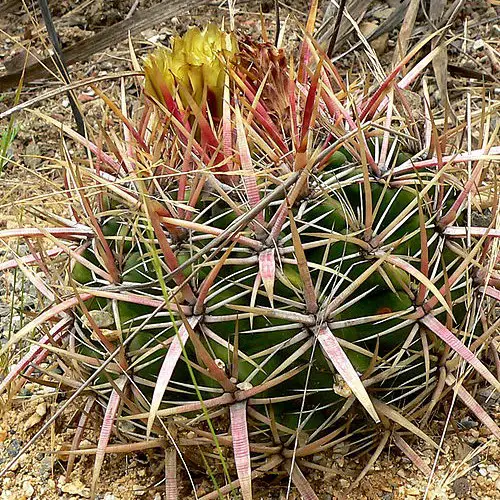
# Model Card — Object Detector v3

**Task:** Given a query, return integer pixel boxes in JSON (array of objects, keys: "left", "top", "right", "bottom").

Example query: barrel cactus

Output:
[{"left": 1, "top": 15, "right": 499, "bottom": 500}]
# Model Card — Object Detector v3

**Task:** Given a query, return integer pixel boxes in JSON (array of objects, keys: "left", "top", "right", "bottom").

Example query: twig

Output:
[
  {"left": 126, "top": 0, "right": 141, "bottom": 20},
  {"left": 37, "top": 0, "right": 85, "bottom": 136},
  {"left": 327, "top": 0, "right": 348, "bottom": 57}
]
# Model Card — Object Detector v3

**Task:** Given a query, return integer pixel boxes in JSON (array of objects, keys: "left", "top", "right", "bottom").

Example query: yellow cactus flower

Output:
[{"left": 144, "top": 24, "right": 237, "bottom": 117}]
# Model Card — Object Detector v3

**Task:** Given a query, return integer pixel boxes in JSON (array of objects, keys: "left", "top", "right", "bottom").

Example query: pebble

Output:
[
  {"left": 22, "top": 481, "right": 34, "bottom": 497},
  {"left": 472, "top": 39, "right": 485, "bottom": 51},
  {"left": 60, "top": 479, "right": 90, "bottom": 498},
  {"left": 496, "top": 478, "right": 500, "bottom": 490},
  {"left": 39, "top": 456, "right": 52, "bottom": 478},
  {"left": 458, "top": 417, "right": 478, "bottom": 429},
  {"left": 452, "top": 477, "right": 471, "bottom": 498},
  {"left": 6, "top": 438, "right": 22, "bottom": 457},
  {"left": 372, "top": 7, "right": 394, "bottom": 21},
  {"left": 469, "top": 429, "right": 480, "bottom": 438},
  {"left": 23, "top": 411, "right": 43, "bottom": 431},
  {"left": 339, "top": 479, "right": 350, "bottom": 488},
  {"left": 23, "top": 142, "right": 42, "bottom": 170},
  {"left": 479, "top": 467, "right": 487, "bottom": 477}
]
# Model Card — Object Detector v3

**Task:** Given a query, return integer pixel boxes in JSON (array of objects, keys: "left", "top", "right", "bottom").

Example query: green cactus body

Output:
[{"left": 20, "top": 24, "right": 494, "bottom": 497}]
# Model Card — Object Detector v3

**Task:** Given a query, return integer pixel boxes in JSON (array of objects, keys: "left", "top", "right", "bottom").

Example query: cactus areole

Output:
[{"left": 1, "top": 20, "right": 499, "bottom": 499}]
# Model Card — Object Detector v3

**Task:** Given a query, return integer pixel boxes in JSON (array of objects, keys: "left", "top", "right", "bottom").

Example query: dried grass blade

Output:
[
  {"left": 392, "top": 0, "right": 420, "bottom": 65},
  {"left": 0, "top": 317, "right": 70, "bottom": 395},
  {"left": 0, "top": 248, "right": 63, "bottom": 271},
  {"left": 0, "top": 294, "right": 92, "bottom": 355}
]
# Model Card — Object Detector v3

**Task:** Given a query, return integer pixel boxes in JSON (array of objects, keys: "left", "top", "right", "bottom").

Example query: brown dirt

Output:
[{"left": 1, "top": 0, "right": 499, "bottom": 499}]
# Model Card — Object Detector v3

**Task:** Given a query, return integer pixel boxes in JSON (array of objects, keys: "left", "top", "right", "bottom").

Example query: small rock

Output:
[
  {"left": 372, "top": 7, "right": 394, "bottom": 20},
  {"left": 479, "top": 467, "right": 487, "bottom": 477},
  {"left": 24, "top": 402, "right": 47, "bottom": 430},
  {"left": 472, "top": 39, "right": 485, "bottom": 51},
  {"left": 82, "top": 310, "right": 114, "bottom": 329},
  {"left": 371, "top": 33, "right": 389, "bottom": 56},
  {"left": 6, "top": 438, "right": 22, "bottom": 457},
  {"left": 24, "top": 143, "right": 41, "bottom": 170},
  {"left": 60, "top": 479, "right": 90, "bottom": 498},
  {"left": 471, "top": 210, "right": 492, "bottom": 228},
  {"left": 458, "top": 417, "right": 478, "bottom": 429},
  {"left": 496, "top": 478, "right": 500, "bottom": 490},
  {"left": 360, "top": 21, "right": 378, "bottom": 38},
  {"left": 453, "top": 442, "right": 473, "bottom": 461},
  {"left": 452, "top": 477, "right": 471, "bottom": 498},
  {"left": 339, "top": 479, "right": 350, "bottom": 488},
  {"left": 469, "top": 453, "right": 481, "bottom": 466},
  {"left": 0, "top": 426, "right": 7, "bottom": 442},
  {"left": 39, "top": 456, "right": 52, "bottom": 478},
  {"left": 35, "top": 402, "right": 47, "bottom": 417},
  {"left": 22, "top": 481, "right": 34, "bottom": 497},
  {"left": 476, "top": 387, "right": 500, "bottom": 408},
  {"left": 103, "top": 494, "right": 116, "bottom": 500}
]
